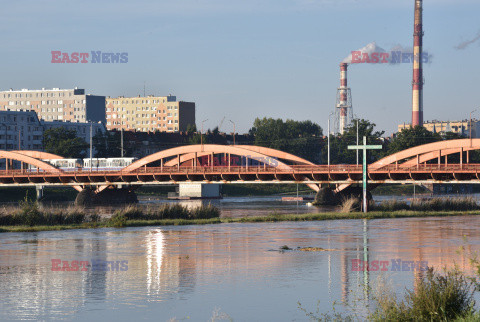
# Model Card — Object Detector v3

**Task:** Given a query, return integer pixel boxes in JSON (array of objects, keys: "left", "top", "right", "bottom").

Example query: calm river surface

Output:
[{"left": 1, "top": 211, "right": 480, "bottom": 321}]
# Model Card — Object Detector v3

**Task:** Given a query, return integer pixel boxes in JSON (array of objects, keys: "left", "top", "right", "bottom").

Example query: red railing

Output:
[{"left": 2, "top": 163, "right": 480, "bottom": 177}]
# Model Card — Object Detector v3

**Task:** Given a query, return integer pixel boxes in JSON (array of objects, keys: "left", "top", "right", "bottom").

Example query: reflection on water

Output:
[{"left": 1, "top": 216, "right": 480, "bottom": 320}]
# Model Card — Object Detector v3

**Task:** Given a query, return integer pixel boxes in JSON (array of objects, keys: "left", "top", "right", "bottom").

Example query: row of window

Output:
[
  {"left": 6, "top": 100, "right": 86, "bottom": 106},
  {"left": 109, "top": 99, "right": 169, "bottom": 105},
  {"left": 107, "top": 106, "right": 177, "bottom": 113},
  {"left": 2, "top": 92, "right": 73, "bottom": 99}
]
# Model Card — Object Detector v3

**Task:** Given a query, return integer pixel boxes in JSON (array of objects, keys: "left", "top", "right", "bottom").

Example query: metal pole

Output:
[
  {"left": 201, "top": 119, "right": 208, "bottom": 151},
  {"left": 121, "top": 128, "right": 124, "bottom": 157},
  {"left": 470, "top": 108, "right": 479, "bottom": 147},
  {"left": 356, "top": 119, "right": 359, "bottom": 165},
  {"left": 363, "top": 136, "right": 368, "bottom": 213},
  {"left": 470, "top": 111, "right": 473, "bottom": 148},
  {"left": 229, "top": 120, "right": 236, "bottom": 145},
  {"left": 328, "top": 112, "right": 334, "bottom": 167},
  {"left": 90, "top": 123, "right": 93, "bottom": 169},
  {"left": 327, "top": 118, "right": 330, "bottom": 167}
]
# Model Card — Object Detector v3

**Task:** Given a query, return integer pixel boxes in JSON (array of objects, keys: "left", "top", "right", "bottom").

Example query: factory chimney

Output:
[
  {"left": 335, "top": 63, "right": 353, "bottom": 134},
  {"left": 412, "top": 0, "right": 424, "bottom": 127}
]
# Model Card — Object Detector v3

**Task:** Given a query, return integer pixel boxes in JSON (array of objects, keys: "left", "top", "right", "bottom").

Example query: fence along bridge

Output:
[{"left": 1, "top": 140, "right": 480, "bottom": 195}]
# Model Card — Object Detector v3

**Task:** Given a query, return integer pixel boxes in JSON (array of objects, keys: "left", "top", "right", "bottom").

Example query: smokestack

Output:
[
  {"left": 339, "top": 63, "right": 348, "bottom": 133},
  {"left": 412, "top": 0, "right": 424, "bottom": 127}
]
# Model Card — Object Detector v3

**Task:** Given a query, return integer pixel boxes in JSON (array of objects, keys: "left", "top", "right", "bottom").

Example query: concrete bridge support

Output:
[
  {"left": 75, "top": 187, "right": 138, "bottom": 206},
  {"left": 178, "top": 183, "right": 221, "bottom": 199},
  {"left": 36, "top": 186, "right": 44, "bottom": 201}
]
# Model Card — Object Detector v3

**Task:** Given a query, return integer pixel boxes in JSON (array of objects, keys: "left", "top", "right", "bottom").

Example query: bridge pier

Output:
[
  {"left": 75, "top": 187, "right": 138, "bottom": 206},
  {"left": 36, "top": 185, "right": 44, "bottom": 201},
  {"left": 314, "top": 187, "right": 338, "bottom": 206},
  {"left": 177, "top": 183, "right": 221, "bottom": 199}
]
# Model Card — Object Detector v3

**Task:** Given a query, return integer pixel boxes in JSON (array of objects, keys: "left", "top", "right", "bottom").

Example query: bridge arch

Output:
[
  {"left": 0, "top": 151, "right": 60, "bottom": 172},
  {"left": 124, "top": 144, "right": 320, "bottom": 191},
  {"left": 0, "top": 151, "right": 84, "bottom": 192},
  {"left": 164, "top": 145, "right": 315, "bottom": 167},
  {"left": 337, "top": 138, "right": 480, "bottom": 193},
  {"left": 372, "top": 139, "right": 480, "bottom": 170},
  {"left": 10, "top": 150, "right": 65, "bottom": 160}
]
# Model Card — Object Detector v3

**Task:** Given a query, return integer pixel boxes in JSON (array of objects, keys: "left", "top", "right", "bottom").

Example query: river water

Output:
[{"left": 1, "top": 198, "right": 480, "bottom": 321}]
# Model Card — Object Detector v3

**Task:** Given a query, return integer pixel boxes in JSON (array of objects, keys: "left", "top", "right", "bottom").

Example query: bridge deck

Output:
[{"left": 1, "top": 164, "right": 480, "bottom": 187}]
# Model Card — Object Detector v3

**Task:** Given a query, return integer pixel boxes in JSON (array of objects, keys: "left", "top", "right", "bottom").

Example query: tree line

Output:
[{"left": 41, "top": 118, "right": 468, "bottom": 164}]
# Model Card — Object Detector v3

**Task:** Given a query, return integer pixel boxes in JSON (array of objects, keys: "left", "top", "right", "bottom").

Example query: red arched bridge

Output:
[{"left": 1, "top": 140, "right": 480, "bottom": 194}]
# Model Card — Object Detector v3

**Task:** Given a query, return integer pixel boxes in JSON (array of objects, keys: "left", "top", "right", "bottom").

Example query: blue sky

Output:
[{"left": 1, "top": 0, "right": 479, "bottom": 135}]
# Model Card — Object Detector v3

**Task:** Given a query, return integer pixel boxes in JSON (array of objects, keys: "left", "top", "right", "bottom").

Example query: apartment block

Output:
[
  {"left": 0, "top": 88, "right": 106, "bottom": 123},
  {"left": 42, "top": 120, "right": 106, "bottom": 144},
  {"left": 106, "top": 95, "right": 195, "bottom": 132},
  {"left": 0, "top": 110, "right": 105, "bottom": 152},
  {"left": 398, "top": 119, "right": 480, "bottom": 137},
  {"left": 0, "top": 110, "right": 43, "bottom": 151}
]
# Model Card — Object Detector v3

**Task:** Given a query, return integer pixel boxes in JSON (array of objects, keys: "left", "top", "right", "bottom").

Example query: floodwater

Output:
[{"left": 1, "top": 213, "right": 480, "bottom": 321}]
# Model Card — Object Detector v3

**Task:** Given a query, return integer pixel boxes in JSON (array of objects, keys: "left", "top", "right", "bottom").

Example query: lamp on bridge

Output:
[
  {"left": 201, "top": 119, "right": 209, "bottom": 151},
  {"left": 229, "top": 120, "right": 236, "bottom": 145},
  {"left": 470, "top": 108, "right": 480, "bottom": 148},
  {"left": 348, "top": 136, "right": 382, "bottom": 213}
]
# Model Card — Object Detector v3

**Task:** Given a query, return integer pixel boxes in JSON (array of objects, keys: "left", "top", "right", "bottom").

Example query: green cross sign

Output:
[{"left": 348, "top": 136, "right": 382, "bottom": 213}]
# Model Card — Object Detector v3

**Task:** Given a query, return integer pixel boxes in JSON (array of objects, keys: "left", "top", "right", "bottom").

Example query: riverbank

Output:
[{"left": 2, "top": 209, "right": 480, "bottom": 233}]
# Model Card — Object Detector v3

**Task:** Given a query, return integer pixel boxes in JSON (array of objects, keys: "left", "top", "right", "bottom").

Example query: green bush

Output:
[
  {"left": 19, "top": 197, "right": 43, "bottom": 227},
  {"left": 369, "top": 268, "right": 476, "bottom": 321},
  {"left": 372, "top": 197, "right": 480, "bottom": 212},
  {"left": 113, "top": 204, "right": 220, "bottom": 221},
  {"left": 109, "top": 214, "right": 127, "bottom": 227}
]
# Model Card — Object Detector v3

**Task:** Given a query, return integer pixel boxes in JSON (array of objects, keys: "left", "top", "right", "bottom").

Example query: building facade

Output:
[
  {"left": 0, "top": 88, "right": 106, "bottom": 123},
  {"left": 105, "top": 95, "right": 195, "bottom": 132},
  {"left": 398, "top": 119, "right": 480, "bottom": 138},
  {"left": 0, "top": 110, "right": 105, "bottom": 155},
  {"left": 41, "top": 120, "right": 105, "bottom": 144},
  {"left": 0, "top": 110, "right": 43, "bottom": 151}
]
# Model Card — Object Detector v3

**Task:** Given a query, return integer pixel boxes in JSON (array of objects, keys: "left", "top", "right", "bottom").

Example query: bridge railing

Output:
[{"left": 1, "top": 163, "right": 480, "bottom": 177}]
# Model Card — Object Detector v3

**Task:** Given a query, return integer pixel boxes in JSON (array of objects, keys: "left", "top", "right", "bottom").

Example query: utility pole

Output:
[
  {"left": 121, "top": 128, "right": 124, "bottom": 157},
  {"left": 90, "top": 123, "right": 93, "bottom": 169},
  {"left": 327, "top": 112, "right": 334, "bottom": 166},
  {"left": 356, "top": 119, "right": 359, "bottom": 165},
  {"left": 201, "top": 119, "right": 208, "bottom": 151},
  {"left": 348, "top": 136, "right": 382, "bottom": 213},
  {"left": 229, "top": 120, "right": 236, "bottom": 145},
  {"left": 470, "top": 108, "right": 479, "bottom": 147}
]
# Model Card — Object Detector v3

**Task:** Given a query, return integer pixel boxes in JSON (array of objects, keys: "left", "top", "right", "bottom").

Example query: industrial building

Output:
[
  {"left": 398, "top": 119, "right": 480, "bottom": 138},
  {"left": 0, "top": 88, "right": 106, "bottom": 123},
  {"left": 105, "top": 95, "right": 195, "bottom": 133}
]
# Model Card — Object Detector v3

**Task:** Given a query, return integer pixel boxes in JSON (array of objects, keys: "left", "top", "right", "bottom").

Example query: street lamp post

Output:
[
  {"left": 121, "top": 128, "right": 124, "bottom": 158},
  {"left": 229, "top": 120, "right": 236, "bottom": 145},
  {"left": 201, "top": 119, "right": 208, "bottom": 151},
  {"left": 90, "top": 122, "right": 93, "bottom": 170},
  {"left": 327, "top": 112, "right": 334, "bottom": 167},
  {"left": 356, "top": 119, "right": 359, "bottom": 166},
  {"left": 470, "top": 108, "right": 480, "bottom": 148}
]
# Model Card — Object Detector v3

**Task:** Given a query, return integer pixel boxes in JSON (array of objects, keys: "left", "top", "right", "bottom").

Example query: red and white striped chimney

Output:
[
  {"left": 339, "top": 63, "right": 348, "bottom": 133},
  {"left": 412, "top": 0, "right": 424, "bottom": 127}
]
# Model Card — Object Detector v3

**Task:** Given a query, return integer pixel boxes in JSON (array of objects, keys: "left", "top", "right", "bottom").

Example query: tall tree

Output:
[
  {"left": 249, "top": 118, "right": 323, "bottom": 163},
  {"left": 43, "top": 128, "right": 89, "bottom": 158},
  {"left": 93, "top": 131, "right": 124, "bottom": 158},
  {"left": 387, "top": 126, "right": 442, "bottom": 155},
  {"left": 324, "top": 119, "right": 385, "bottom": 164}
]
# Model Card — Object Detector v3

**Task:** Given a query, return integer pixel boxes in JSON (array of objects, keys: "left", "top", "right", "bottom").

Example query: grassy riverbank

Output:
[{"left": 2, "top": 206, "right": 480, "bottom": 232}]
